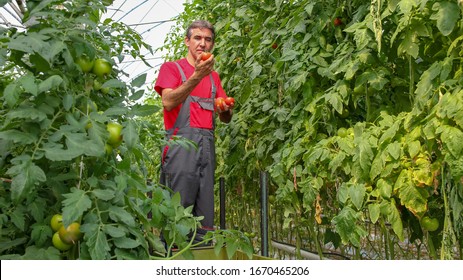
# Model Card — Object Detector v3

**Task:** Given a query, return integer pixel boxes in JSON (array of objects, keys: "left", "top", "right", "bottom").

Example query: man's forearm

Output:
[{"left": 161, "top": 74, "right": 202, "bottom": 111}]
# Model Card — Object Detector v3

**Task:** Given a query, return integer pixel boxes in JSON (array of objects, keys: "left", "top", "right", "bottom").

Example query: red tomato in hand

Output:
[
  {"left": 215, "top": 97, "right": 226, "bottom": 111},
  {"left": 201, "top": 52, "right": 212, "bottom": 61},
  {"left": 224, "top": 97, "right": 235, "bottom": 106}
]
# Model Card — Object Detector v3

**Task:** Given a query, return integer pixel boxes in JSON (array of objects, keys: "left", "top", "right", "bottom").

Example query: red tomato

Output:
[
  {"left": 333, "top": 17, "right": 342, "bottom": 26},
  {"left": 224, "top": 97, "right": 235, "bottom": 106},
  {"left": 215, "top": 97, "right": 225, "bottom": 111},
  {"left": 201, "top": 52, "right": 212, "bottom": 61}
]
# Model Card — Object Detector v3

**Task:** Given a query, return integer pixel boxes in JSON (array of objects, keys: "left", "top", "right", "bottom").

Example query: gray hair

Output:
[{"left": 186, "top": 20, "right": 215, "bottom": 42}]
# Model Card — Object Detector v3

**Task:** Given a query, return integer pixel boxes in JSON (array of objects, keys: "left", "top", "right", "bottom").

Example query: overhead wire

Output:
[
  {"left": 110, "top": 0, "right": 128, "bottom": 18},
  {"left": 116, "top": 0, "right": 150, "bottom": 22},
  {"left": 118, "top": 0, "right": 164, "bottom": 74}
]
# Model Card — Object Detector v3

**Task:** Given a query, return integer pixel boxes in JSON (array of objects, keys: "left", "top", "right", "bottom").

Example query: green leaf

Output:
[
  {"left": 63, "top": 94, "right": 74, "bottom": 111},
  {"left": 44, "top": 145, "right": 82, "bottom": 161},
  {"left": 439, "top": 125, "right": 463, "bottom": 158},
  {"left": 123, "top": 119, "right": 139, "bottom": 149},
  {"left": 18, "top": 73, "right": 38, "bottom": 96},
  {"left": 377, "top": 178, "right": 392, "bottom": 199},
  {"left": 386, "top": 141, "right": 401, "bottom": 160},
  {"left": 408, "top": 140, "right": 421, "bottom": 158},
  {"left": 131, "top": 73, "right": 147, "bottom": 88},
  {"left": 398, "top": 30, "right": 419, "bottom": 58},
  {"left": 388, "top": 200, "right": 404, "bottom": 241},
  {"left": 370, "top": 152, "right": 384, "bottom": 181},
  {"left": 332, "top": 206, "right": 368, "bottom": 247},
  {"left": 104, "top": 225, "right": 126, "bottom": 238},
  {"left": 274, "top": 128, "right": 286, "bottom": 140},
  {"left": 394, "top": 169, "right": 428, "bottom": 215},
  {"left": 19, "top": 246, "right": 61, "bottom": 260},
  {"left": 102, "top": 79, "right": 127, "bottom": 89},
  {"left": 250, "top": 63, "right": 262, "bottom": 80},
  {"left": 62, "top": 187, "right": 92, "bottom": 226},
  {"left": 92, "top": 188, "right": 115, "bottom": 201},
  {"left": 83, "top": 223, "right": 111, "bottom": 260},
  {"left": 0, "top": 130, "right": 38, "bottom": 145},
  {"left": 354, "top": 136, "right": 374, "bottom": 174},
  {"left": 6, "top": 158, "right": 46, "bottom": 202},
  {"left": 348, "top": 182, "right": 366, "bottom": 210},
  {"left": 3, "top": 83, "right": 20, "bottom": 107},
  {"left": 31, "top": 224, "right": 52, "bottom": 247},
  {"left": 104, "top": 106, "right": 128, "bottom": 116},
  {"left": 108, "top": 206, "right": 136, "bottom": 227},
  {"left": 431, "top": 1, "right": 459, "bottom": 36},
  {"left": 38, "top": 75, "right": 63, "bottom": 93},
  {"left": 129, "top": 90, "right": 145, "bottom": 101},
  {"left": 7, "top": 107, "right": 48, "bottom": 122},
  {"left": 325, "top": 92, "right": 343, "bottom": 114},
  {"left": 113, "top": 237, "right": 140, "bottom": 249},
  {"left": 368, "top": 203, "right": 381, "bottom": 224},
  {"left": 10, "top": 206, "right": 26, "bottom": 231},
  {"left": 131, "top": 104, "right": 160, "bottom": 117}
]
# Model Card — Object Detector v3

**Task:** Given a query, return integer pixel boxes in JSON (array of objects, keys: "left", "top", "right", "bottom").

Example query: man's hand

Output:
[{"left": 194, "top": 53, "right": 214, "bottom": 79}]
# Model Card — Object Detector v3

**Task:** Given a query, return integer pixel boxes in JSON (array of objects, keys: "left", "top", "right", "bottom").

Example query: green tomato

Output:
[
  {"left": 105, "top": 143, "right": 113, "bottom": 155},
  {"left": 421, "top": 216, "right": 439, "bottom": 232},
  {"left": 337, "top": 127, "right": 348, "bottom": 138},
  {"left": 52, "top": 232, "right": 72, "bottom": 251},
  {"left": 76, "top": 56, "right": 94, "bottom": 73},
  {"left": 58, "top": 222, "right": 83, "bottom": 245},
  {"left": 106, "top": 122, "right": 123, "bottom": 147},
  {"left": 50, "top": 214, "right": 63, "bottom": 232},
  {"left": 93, "top": 79, "right": 110, "bottom": 93},
  {"left": 92, "top": 58, "right": 112, "bottom": 78}
]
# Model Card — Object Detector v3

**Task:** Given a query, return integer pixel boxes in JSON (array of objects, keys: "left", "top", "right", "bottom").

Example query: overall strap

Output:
[
  {"left": 174, "top": 62, "right": 187, "bottom": 83},
  {"left": 209, "top": 74, "right": 216, "bottom": 100},
  {"left": 170, "top": 62, "right": 191, "bottom": 131}
]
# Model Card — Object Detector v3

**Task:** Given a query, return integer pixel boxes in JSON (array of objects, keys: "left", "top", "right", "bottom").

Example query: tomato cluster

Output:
[
  {"left": 50, "top": 214, "right": 83, "bottom": 251},
  {"left": 215, "top": 97, "right": 235, "bottom": 111},
  {"left": 75, "top": 56, "right": 113, "bottom": 93},
  {"left": 76, "top": 56, "right": 112, "bottom": 77}
]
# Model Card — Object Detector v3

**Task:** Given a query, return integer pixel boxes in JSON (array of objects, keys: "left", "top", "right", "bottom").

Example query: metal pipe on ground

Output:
[{"left": 271, "top": 240, "right": 322, "bottom": 260}]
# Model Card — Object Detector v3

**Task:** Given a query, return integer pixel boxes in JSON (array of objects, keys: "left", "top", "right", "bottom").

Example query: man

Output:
[{"left": 154, "top": 20, "right": 234, "bottom": 241}]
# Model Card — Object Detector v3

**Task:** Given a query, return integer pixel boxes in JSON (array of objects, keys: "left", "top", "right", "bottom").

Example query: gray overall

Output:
[{"left": 160, "top": 62, "right": 217, "bottom": 233}]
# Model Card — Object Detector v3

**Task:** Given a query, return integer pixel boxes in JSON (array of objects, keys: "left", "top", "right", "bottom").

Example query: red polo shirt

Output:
[{"left": 154, "top": 58, "right": 227, "bottom": 130}]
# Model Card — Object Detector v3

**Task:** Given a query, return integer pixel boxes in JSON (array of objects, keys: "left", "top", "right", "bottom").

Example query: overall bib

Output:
[{"left": 160, "top": 62, "right": 217, "bottom": 233}]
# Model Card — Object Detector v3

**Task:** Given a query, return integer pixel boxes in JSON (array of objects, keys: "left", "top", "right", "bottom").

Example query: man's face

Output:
[{"left": 185, "top": 27, "right": 214, "bottom": 60}]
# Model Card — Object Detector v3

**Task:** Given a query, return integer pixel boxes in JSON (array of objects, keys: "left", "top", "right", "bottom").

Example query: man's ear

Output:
[{"left": 184, "top": 36, "right": 189, "bottom": 47}]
